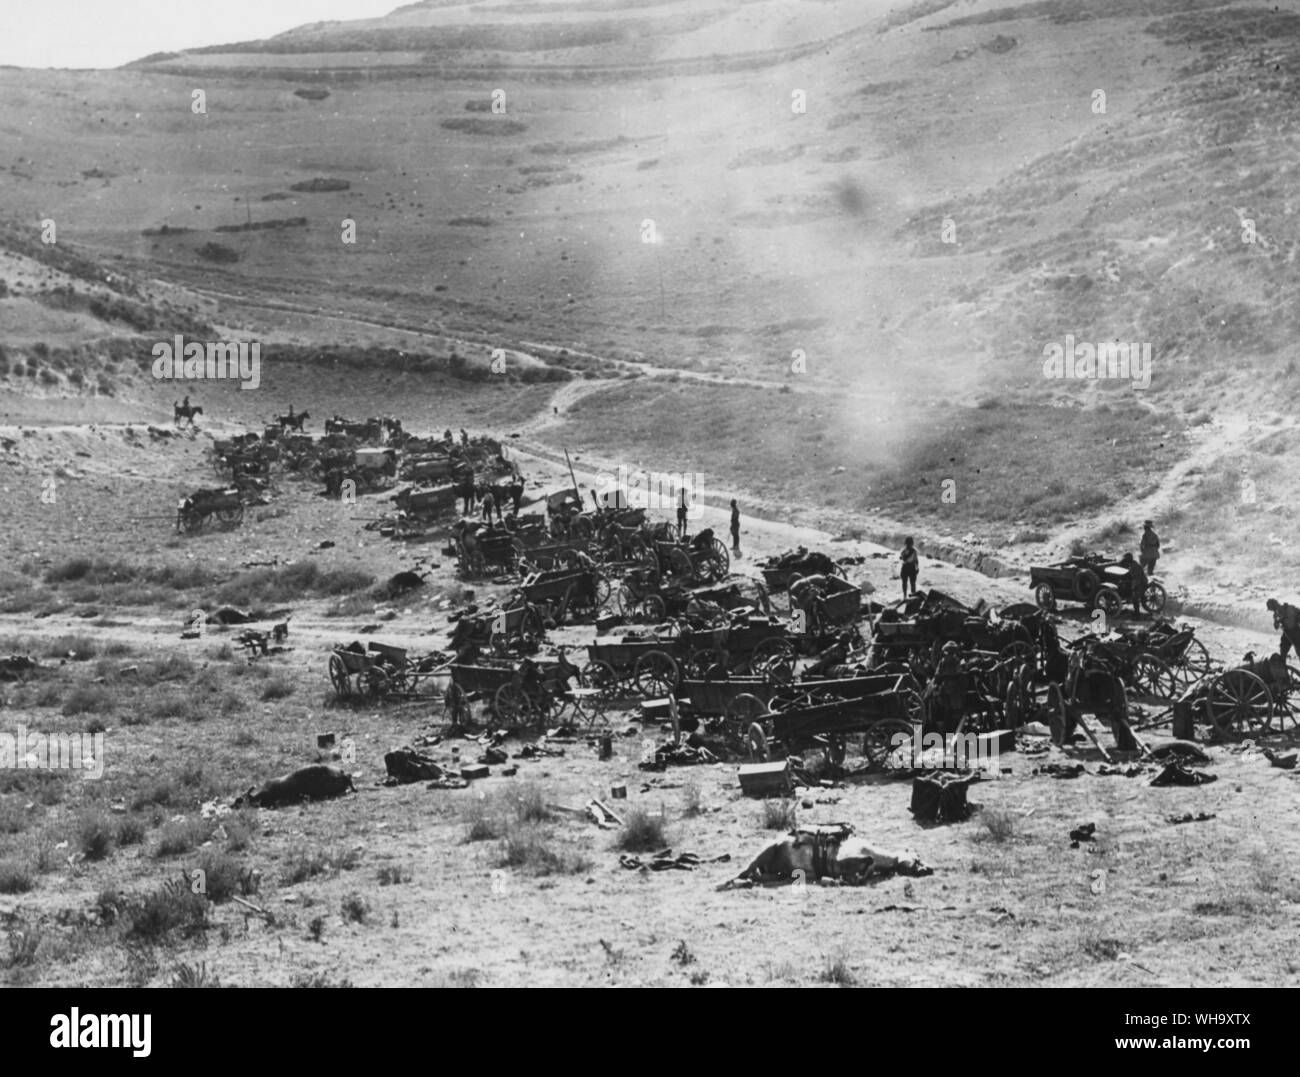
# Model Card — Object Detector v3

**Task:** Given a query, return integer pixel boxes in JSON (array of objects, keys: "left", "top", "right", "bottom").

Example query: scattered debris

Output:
[{"left": 1168, "top": 812, "right": 1217, "bottom": 825}]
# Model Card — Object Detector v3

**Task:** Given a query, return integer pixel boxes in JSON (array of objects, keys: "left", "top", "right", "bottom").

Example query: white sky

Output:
[{"left": 0, "top": 0, "right": 405, "bottom": 69}]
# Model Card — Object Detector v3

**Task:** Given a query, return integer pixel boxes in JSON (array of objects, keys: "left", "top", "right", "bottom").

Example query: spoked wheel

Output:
[
  {"left": 443, "top": 682, "right": 471, "bottom": 727},
  {"left": 362, "top": 667, "right": 390, "bottom": 701},
  {"left": 634, "top": 650, "right": 680, "bottom": 698},
  {"left": 1094, "top": 587, "right": 1122, "bottom": 617},
  {"left": 493, "top": 682, "right": 536, "bottom": 729},
  {"left": 328, "top": 654, "right": 351, "bottom": 698},
  {"left": 864, "top": 718, "right": 914, "bottom": 769},
  {"left": 617, "top": 584, "right": 639, "bottom": 617},
  {"left": 182, "top": 511, "right": 205, "bottom": 534},
  {"left": 1204, "top": 669, "right": 1272, "bottom": 739},
  {"left": 1142, "top": 582, "right": 1167, "bottom": 615},
  {"left": 580, "top": 659, "right": 621, "bottom": 709},
  {"left": 667, "top": 548, "right": 694, "bottom": 581},
  {"left": 1174, "top": 637, "right": 1213, "bottom": 683},
  {"left": 702, "top": 538, "right": 730, "bottom": 583},
  {"left": 217, "top": 504, "right": 244, "bottom": 527},
  {"left": 639, "top": 594, "right": 667, "bottom": 623},
  {"left": 1129, "top": 654, "right": 1179, "bottom": 704},
  {"left": 1264, "top": 663, "right": 1300, "bottom": 732},
  {"left": 592, "top": 573, "right": 611, "bottom": 609},
  {"left": 1033, "top": 584, "right": 1057, "bottom": 612},
  {"left": 746, "top": 722, "right": 769, "bottom": 762},
  {"left": 723, "top": 692, "right": 769, "bottom": 751},
  {"left": 690, "top": 647, "right": 729, "bottom": 680},
  {"left": 749, "top": 637, "right": 796, "bottom": 684}
]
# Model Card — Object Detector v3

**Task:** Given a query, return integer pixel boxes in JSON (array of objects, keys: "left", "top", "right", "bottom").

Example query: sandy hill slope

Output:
[{"left": 1, "top": 0, "right": 1299, "bottom": 588}]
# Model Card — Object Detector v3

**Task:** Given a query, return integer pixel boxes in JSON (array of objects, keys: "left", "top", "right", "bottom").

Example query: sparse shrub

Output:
[
  {"left": 306, "top": 916, "right": 325, "bottom": 943},
  {"left": 153, "top": 818, "right": 212, "bottom": 858},
  {"left": 223, "top": 811, "right": 258, "bottom": 852},
  {"left": 116, "top": 815, "right": 146, "bottom": 846},
  {"left": 511, "top": 782, "right": 553, "bottom": 824},
  {"left": 498, "top": 827, "right": 591, "bottom": 876},
  {"left": 60, "top": 683, "right": 114, "bottom": 717},
  {"left": 171, "top": 961, "right": 221, "bottom": 988},
  {"left": 462, "top": 796, "right": 505, "bottom": 842},
  {"left": 282, "top": 845, "right": 359, "bottom": 885},
  {"left": 978, "top": 807, "right": 1017, "bottom": 843},
  {"left": 616, "top": 808, "right": 668, "bottom": 853},
  {"left": 340, "top": 892, "right": 369, "bottom": 924},
  {"left": 291, "top": 970, "right": 353, "bottom": 987},
  {"left": 762, "top": 799, "right": 797, "bottom": 830},
  {"left": 681, "top": 777, "right": 703, "bottom": 817},
  {"left": 259, "top": 675, "right": 294, "bottom": 701},
  {"left": 77, "top": 811, "right": 115, "bottom": 861},
  {"left": 193, "top": 849, "right": 243, "bottom": 904},
  {"left": 820, "top": 951, "right": 856, "bottom": 986},
  {"left": 0, "top": 860, "right": 33, "bottom": 894},
  {"left": 5, "top": 918, "right": 41, "bottom": 967},
  {"left": 377, "top": 865, "right": 410, "bottom": 886},
  {"left": 127, "top": 879, "right": 208, "bottom": 943}
]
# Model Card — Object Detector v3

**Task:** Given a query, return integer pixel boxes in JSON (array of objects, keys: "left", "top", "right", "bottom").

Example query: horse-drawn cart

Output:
[{"left": 176, "top": 488, "right": 243, "bottom": 534}]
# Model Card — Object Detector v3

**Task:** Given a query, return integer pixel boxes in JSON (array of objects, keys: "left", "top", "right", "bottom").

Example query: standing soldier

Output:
[
  {"left": 1119, "top": 552, "right": 1148, "bottom": 616},
  {"left": 480, "top": 489, "right": 498, "bottom": 525},
  {"left": 900, "top": 537, "right": 919, "bottom": 599},
  {"left": 1140, "top": 520, "right": 1160, "bottom": 575},
  {"left": 676, "top": 490, "right": 688, "bottom": 539},
  {"left": 1267, "top": 598, "right": 1300, "bottom": 659},
  {"left": 729, "top": 499, "right": 741, "bottom": 556}
]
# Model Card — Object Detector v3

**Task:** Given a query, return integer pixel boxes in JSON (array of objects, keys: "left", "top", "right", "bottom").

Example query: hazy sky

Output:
[{"left": 0, "top": 0, "right": 403, "bottom": 69}]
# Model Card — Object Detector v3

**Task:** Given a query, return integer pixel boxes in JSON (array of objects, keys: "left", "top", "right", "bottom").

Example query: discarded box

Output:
[
  {"left": 610, "top": 783, "right": 627, "bottom": 800},
  {"left": 738, "top": 760, "right": 793, "bottom": 797},
  {"left": 909, "top": 772, "right": 974, "bottom": 823},
  {"left": 640, "top": 698, "right": 674, "bottom": 721},
  {"left": 316, "top": 733, "right": 336, "bottom": 749},
  {"left": 460, "top": 764, "right": 489, "bottom": 781}
]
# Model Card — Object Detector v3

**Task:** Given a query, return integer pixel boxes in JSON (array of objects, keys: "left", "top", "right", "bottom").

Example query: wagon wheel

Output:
[
  {"left": 749, "top": 637, "right": 796, "bottom": 684},
  {"left": 1265, "top": 664, "right": 1300, "bottom": 732},
  {"left": 667, "top": 548, "right": 694, "bottom": 580},
  {"left": 826, "top": 733, "right": 847, "bottom": 766},
  {"left": 703, "top": 538, "right": 730, "bottom": 582},
  {"left": 1141, "top": 582, "right": 1167, "bottom": 615},
  {"left": 443, "top": 682, "right": 472, "bottom": 727},
  {"left": 634, "top": 650, "right": 680, "bottom": 698},
  {"left": 328, "top": 654, "right": 352, "bottom": 698},
  {"left": 592, "top": 572, "right": 611, "bottom": 609},
  {"left": 362, "top": 667, "right": 390, "bottom": 701},
  {"left": 864, "top": 718, "right": 914, "bottom": 770},
  {"left": 690, "top": 646, "right": 729, "bottom": 680},
  {"left": 1033, "top": 584, "right": 1057, "bottom": 612},
  {"left": 580, "top": 659, "right": 621, "bottom": 707},
  {"left": 617, "top": 584, "right": 639, "bottom": 617},
  {"left": 999, "top": 641, "right": 1035, "bottom": 664},
  {"left": 637, "top": 548, "right": 660, "bottom": 583},
  {"left": 181, "top": 509, "right": 205, "bottom": 534},
  {"left": 217, "top": 504, "right": 244, "bottom": 527},
  {"left": 899, "top": 686, "right": 926, "bottom": 728},
  {"left": 1204, "top": 669, "right": 1272, "bottom": 739},
  {"left": 1129, "top": 654, "right": 1178, "bottom": 704},
  {"left": 1175, "top": 637, "right": 1213, "bottom": 682},
  {"left": 1005, "top": 679, "right": 1024, "bottom": 727},
  {"left": 1093, "top": 586, "right": 1122, "bottom": 617},
  {"left": 639, "top": 594, "right": 667, "bottom": 624},
  {"left": 511, "top": 536, "right": 527, "bottom": 562},
  {"left": 493, "top": 682, "right": 534, "bottom": 729},
  {"left": 722, "top": 693, "right": 769, "bottom": 752},
  {"left": 746, "top": 722, "right": 769, "bottom": 762}
]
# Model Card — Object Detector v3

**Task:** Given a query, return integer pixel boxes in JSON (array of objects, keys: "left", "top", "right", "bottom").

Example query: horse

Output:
[
  {"left": 277, "top": 410, "right": 309, "bottom": 432},
  {"left": 174, "top": 402, "right": 203, "bottom": 427}
]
